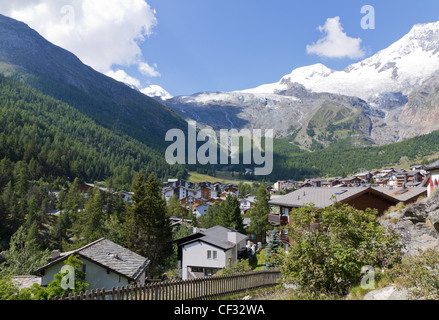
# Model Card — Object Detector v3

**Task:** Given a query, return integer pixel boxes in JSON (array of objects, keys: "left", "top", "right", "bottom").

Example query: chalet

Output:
[
  {"left": 212, "top": 182, "right": 225, "bottom": 193},
  {"left": 340, "top": 176, "right": 362, "bottom": 186},
  {"left": 193, "top": 203, "right": 211, "bottom": 218},
  {"left": 223, "top": 184, "right": 239, "bottom": 197},
  {"left": 396, "top": 173, "right": 408, "bottom": 188},
  {"left": 34, "top": 238, "right": 149, "bottom": 290},
  {"left": 73, "top": 183, "right": 112, "bottom": 198},
  {"left": 268, "top": 187, "right": 427, "bottom": 229},
  {"left": 180, "top": 195, "right": 204, "bottom": 208},
  {"left": 163, "top": 185, "right": 198, "bottom": 202},
  {"left": 355, "top": 171, "right": 373, "bottom": 181},
  {"left": 198, "top": 184, "right": 217, "bottom": 200},
  {"left": 310, "top": 179, "right": 327, "bottom": 188},
  {"left": 374, "top": 169, "right": 395, "bottom": 183},
  {"left": 208, "top": 197, "right": 225, "bottom": 204},
  {"left": 410, "top": 165, "right": 426, "bottom": 172},
  {"left": 375, "top": 177, "right": 390, "bottom": 187},
  {"left": 273, "top": 180, "right": 298, "bottom": 192},
  {"left": 426, "top": 160, "right": 439, "bottom": 197},
  {"left": 163, "top": 179, "right": 195, "bottom": 190},
  {"left": 328, "top": 177, "right": 344, "bottom": 187},
  {"left": 240, "top": 198, "right": 255, "bottom": 213},
  {"left": 176, "top": 226, "right": 248, "bottom": 280},
  {"left": 170, "top": 217, "right": 193, "bottom": 233}
]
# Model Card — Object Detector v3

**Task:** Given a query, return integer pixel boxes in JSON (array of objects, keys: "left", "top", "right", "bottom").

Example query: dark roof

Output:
[
  {"left": 426, "top": 160, "right": 439, "bottom": 171},
  {"left": 34, "top": 239, "right": 149, "bottom": 281},
  {"left": 177, "top": 226, "right": 247, "bottom": 251},
  {"left": 268, "top": 186, "right": 427, "bottom": 208}
]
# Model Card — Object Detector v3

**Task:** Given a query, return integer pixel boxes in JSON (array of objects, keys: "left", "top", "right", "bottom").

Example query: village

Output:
[{"left": 8, "top": 159, "right": 439, "bottom": 299}]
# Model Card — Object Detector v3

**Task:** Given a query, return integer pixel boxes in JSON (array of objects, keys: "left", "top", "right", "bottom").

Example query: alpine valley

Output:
[{"left": 2, "top": 13, "right": 439, "bottom": 183}]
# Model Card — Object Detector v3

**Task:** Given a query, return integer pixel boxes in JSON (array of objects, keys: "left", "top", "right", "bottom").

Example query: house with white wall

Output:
[
  {"left": 34, "top": 238, "right": 149, "bottom": 290},
  {"left": 426, "top": 160, "right": 439, "bottom": 197},
  {"left": 176, "top": 226, "right": 248, "bottom": 280}
]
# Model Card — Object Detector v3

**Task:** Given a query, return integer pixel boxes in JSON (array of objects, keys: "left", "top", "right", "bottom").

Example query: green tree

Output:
[
  {"left": 167, "top": 194, "right": 190, "bottom": 218},
  {"left": 65, "top": 178, "right": 83, "bottom": 219},
  {"left": 0, "top": 226, "right": 50, "bottom": 275},
  {"left": 199, "top": 194, "right": 244, "bottom": 233},
  {"left": 275, "top": 203, "right": 402, "bottom": 294},
  {"left": 0, "top": 275, "right": 19, "bottom": 300},
  {"left": 124, "top": 173, "right": 174, "bottom": 279},
  {"left": 225, "top": 194, "right": 245, "bottom": 233},
  {"left": 77, "top": 187, "right": 105, "bottom": 243},
  {"left": 247, "top": 185, "right": 272, "bottom": 243},
  {"left": 264, "top": 229, "right": 281, "bottom": 269}
]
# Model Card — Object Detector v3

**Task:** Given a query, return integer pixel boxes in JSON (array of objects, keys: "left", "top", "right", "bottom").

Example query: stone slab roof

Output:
[
  {"left": 178, "top": 226, "right": 247, "bottom": 251},
  {"left": 34, "top": 238, "right": 149, "bottom": 282}
]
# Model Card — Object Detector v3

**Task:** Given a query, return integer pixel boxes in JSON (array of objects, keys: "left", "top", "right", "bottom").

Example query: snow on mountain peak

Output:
[
  {"left": 240, "top": 21, "right": 439, "bottom": 101},
  {"left": 282, "top": 63, "right": 333, "bottom": 81},
  {"left": 141, "top": 85, "right": 173, "bottom": 100}
]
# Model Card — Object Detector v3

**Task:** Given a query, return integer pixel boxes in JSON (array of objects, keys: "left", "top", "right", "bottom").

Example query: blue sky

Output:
[
  {"left": 2, "top": 1, "right": 439, "bottom": 96},
  {"left": 135, "top": 0, "right": 439, "bottom": 95}
]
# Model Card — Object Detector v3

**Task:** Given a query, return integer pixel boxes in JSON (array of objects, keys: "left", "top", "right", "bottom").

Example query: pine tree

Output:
[
  {"left": 264, "top": 229, "right": 280, "bottom": 269},
  {"left": 227, "top": 194, "right": 245, "bottom": 233},
  {"left": 124, "top": 173, "right": 173, "bottom": 279},
  {"left": 79, "top": 187, "right": 105, "bottom": 243},
  {"left": 248, "top": 185, "right": 272, "bottom": 243}
]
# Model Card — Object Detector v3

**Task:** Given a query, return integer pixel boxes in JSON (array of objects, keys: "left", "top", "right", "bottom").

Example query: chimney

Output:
[
  {"left": 193, "top": 227, "right": 199, "bottom": 234},
  {"left": 228, "top": 230, "right": 238, "bottom": 244},
  {"left": 51, "top": 250, "right": 61, "bottom": 260}
]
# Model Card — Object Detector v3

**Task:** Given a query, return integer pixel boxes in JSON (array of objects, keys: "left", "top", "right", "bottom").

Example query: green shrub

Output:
[
  {"left": 274, "top": 202, "right": 402, "bottom": 295},
  {"left": 215, "top": 259, "right": 252, "bottom": 276}
]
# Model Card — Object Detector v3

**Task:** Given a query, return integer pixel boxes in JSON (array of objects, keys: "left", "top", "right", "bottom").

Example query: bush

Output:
[
  {"left": 215, "top": 259, "right": 252, "bottom": 276},
  {"left": 275, "top": 202, "right": 402, "bottom": 295}
]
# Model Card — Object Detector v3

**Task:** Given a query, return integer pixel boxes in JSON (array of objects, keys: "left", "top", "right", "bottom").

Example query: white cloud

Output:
[
  {"left": 105, "top": 69, "right": 141, "bottom": 89},
  {"left": 138, "top": 61, "right": 161, "bottom": 77},
  {"left": 306, "top": 17, "right": 365, "bottom": 59},
  {"left": 0, "top": 0, "right": 160, "bottom": 82}
]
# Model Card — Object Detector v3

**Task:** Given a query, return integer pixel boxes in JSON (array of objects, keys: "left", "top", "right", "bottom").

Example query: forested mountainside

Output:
[
  {"left": 0, "top": 14, "right": 187, "bottom": 152},
  {"left": 0, "top": 74, "right": 188, "bottom": 248}
]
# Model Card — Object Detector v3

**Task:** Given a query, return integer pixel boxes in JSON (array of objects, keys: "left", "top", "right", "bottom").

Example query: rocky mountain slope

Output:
[
  {"left": 162, "top": 21, "right": 439, "bottom": 149},
  {"left": 383, "top": 189, "right": 439, "bottom": 257}
]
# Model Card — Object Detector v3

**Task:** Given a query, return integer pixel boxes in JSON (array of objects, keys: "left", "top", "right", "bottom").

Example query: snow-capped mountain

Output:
[
  {"left": 240, "top": 21, "right": 439, "bottom": 101},
  {"left": 162, "top": 20, "right": 439, "bottom": 149},
  {"left": 141, "top": 85, "right": 173, "bottom": 100}
]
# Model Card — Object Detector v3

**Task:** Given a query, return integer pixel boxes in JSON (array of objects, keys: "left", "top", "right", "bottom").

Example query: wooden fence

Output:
[{"left": 52, "top": 270, "right": 281, "bottom": 301}]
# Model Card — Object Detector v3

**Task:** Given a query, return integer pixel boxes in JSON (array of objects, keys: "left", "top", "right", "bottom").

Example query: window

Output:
[
  {"left": 207, "top": 250, "right": 211, "bottom": 259},
  {"left": 191, "top": 267, "right": 203, "bottom": 273},
  {"left": 213, "top": 251, "right": 217, "bottom": 259}
]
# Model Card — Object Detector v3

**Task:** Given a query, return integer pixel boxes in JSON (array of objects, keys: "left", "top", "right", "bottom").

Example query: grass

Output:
[
  {"left": 250, "top": 249, "right": 267, "bottom": 271},
  {"left": 347, "top": 270, "right": 393, "bottom": 300},
  {"left": 187, "top": 170, "right": 257, "bottom": 185}
]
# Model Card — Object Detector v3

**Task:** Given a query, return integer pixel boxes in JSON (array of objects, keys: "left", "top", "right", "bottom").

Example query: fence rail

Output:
[{"left": 53, "top": 270, "right": 281, "bottom": 301}]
